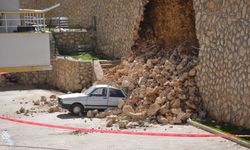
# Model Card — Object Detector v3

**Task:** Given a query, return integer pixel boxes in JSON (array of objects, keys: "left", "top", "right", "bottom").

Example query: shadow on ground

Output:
[
  {"left": 0, "top": 84, "right": 54, "bottom": 92},
  {"left": 57, "top": 113, "right": 86, "bottom": 119}
]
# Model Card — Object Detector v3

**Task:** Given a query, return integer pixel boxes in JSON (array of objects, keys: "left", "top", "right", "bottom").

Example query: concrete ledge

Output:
[
  {"left": 0, "top": 65, "right": 52, "bottom": 73},
  {"left": 187, "top": 119, "right": 250, "bottom": 149},
  {"left": 93, "top": 60, "right": 103, "bottom": 80}
]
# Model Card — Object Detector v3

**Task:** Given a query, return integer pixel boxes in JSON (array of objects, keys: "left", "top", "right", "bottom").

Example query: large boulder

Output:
[
  {"left": 147, "top": 103, "right": 160, "bottom": 116},
  {"left": 118, "top": 100, "right": 125, "bottom": 109},
  {"left": 129, "top": 111, "right": 146, "bottom": 120},
  {"left": 122, "top": 105, "right": 135, "bottom": 115}
]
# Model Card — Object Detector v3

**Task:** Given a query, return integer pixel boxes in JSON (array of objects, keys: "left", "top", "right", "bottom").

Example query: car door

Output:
[
  {"left": 108, "top": 88, "right": 126, "bottom": 107},
  {"left": 87, "top": 87, "right": 108, "bottom": 109}
]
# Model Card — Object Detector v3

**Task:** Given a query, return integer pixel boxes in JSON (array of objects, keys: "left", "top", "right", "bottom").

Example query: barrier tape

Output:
[{"left": 0, "top": 116, "right": 249, "bottom": 138}]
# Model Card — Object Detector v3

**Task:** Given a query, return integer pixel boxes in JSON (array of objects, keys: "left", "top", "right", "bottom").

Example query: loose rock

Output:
[
  {"left": 106, "top": 119, "right": 114, "bottom": 127},
  {"left": 33, "top": 100, "right": 40, "bottom": 105},
  {"left": 126, "top": 122, "right": 139, "bottom": 128},
  {"left": 122, "top": 105, "right": 135, "bottom": 115},
  {"left": 19, "top": 107, "right": 25, "bottom": 113},
  {"left": 118, "top": 100, "right": 125, "bottom": 109},
  {"left": 147, "top": 103, "right": 160, "bottom": 116},
  {"left": 96, "top": 112, "right": 106, "bottom": 118},
  {"left": 87, "top": 110, "right": 94, "bottom": 118}
]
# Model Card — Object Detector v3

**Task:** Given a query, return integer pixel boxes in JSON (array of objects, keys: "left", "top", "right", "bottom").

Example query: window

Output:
[
  {"left": 109, "top": 88, "right": 125, "bottom": 97},
  {"left": 90, "top": 88, "right": 107, "bottom": 97}
]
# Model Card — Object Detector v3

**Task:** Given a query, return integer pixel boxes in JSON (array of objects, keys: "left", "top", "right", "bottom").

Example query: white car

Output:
[{"left": 58, "top": 84, "right": 126, "bottom": 115}]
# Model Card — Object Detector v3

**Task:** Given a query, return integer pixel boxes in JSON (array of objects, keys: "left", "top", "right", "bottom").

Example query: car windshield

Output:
[{"left": 82, "top": 85, "right": 95, "bottom": 95}]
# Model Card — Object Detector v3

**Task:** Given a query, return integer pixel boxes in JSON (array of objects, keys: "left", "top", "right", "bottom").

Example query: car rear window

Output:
[{"left": 109, "top": 88, "right": 125, "bottom": 97}]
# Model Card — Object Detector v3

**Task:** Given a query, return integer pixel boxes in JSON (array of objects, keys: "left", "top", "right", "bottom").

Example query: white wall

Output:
[
  {"left": 0, "top": 0, "right": 20, "bottom": 32},
  {"left": 0, "top": 33, "right": 50, "bottom": 68}
]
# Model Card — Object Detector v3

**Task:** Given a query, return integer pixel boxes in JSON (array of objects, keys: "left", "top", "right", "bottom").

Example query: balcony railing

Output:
[{"left": 0, "top": 12, "right": 46, "bottom": 32}]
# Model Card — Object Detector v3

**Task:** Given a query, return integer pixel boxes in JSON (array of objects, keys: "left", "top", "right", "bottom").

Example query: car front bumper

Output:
[{"left": 58, "top": 98, "right": 71, "bottom": 110}]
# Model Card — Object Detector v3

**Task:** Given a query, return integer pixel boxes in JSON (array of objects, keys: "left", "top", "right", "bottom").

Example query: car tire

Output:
[{"left": 70, "top": 104, "right": 84, "bottom": 116}]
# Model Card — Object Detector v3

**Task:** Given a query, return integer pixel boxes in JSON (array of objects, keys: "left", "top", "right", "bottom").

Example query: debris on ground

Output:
[
  {"left": 96, "top": 31, "right": 204, "bottom": 128},
  {"left": 19, "top": 107, "right": 25, "bottom": 113},
  {"left": 71, "top": 130, "right": 88, "bottom": 136},
  {"left": 33, "top": 100, "right": 40, "bottom": 105},
  {"left": 87, "top": 110, "right": 95, "bottom": 118},
  {"left": 16, "top": 95, "right": 66, "bottom": 115}
]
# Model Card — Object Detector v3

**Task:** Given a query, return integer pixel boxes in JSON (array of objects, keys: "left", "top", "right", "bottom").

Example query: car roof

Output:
[{"left": 94, "top": 84, "right": 120, "bottom": 90}]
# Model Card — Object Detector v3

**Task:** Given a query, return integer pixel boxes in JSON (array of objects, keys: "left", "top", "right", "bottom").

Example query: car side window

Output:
[
  {"left": 109, "top": 88, "right": 125, "bottom": 98},
  {"left": 90, "top": 88, "right": 107, "bottom": 97}
]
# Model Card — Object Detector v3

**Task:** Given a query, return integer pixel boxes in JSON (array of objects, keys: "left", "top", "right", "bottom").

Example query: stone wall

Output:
[
  {"left": 194, "top": 0, "right": 250, "bottom": 129},
  {"left": 0, "top": 76, "right": 6, "bottom": 87},
  {"left": 48, "top": 59, "right": 93, "bottom": 92},
  {"left": 13, "top": 58, "right": 93, "bottom": 92},
  {"left": 140, "top": 0, "right": 197, "bottom": 49},
  {"left": 53, "top": 32, "right": 97, "bottom": 51},
  {"left": 16, "top": 71, "right": 48, "bottom": 85},
  {"left": 94, "top": 0, "right": 145, "bottom": 58}
]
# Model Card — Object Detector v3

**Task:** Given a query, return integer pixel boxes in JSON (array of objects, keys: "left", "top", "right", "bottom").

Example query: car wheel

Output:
[{"left": 70, "top": 104, "right": 84, "bottom": 116}]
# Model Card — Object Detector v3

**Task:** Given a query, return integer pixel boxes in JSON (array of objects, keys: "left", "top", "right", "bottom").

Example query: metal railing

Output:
[
  {"left": 23, "top": 13, "right": 46, "bottom": 28},
  {"left": 47, "top": 16, "right": 96, "bottom": 32},
  {"left": 0, "top": 12, "right": 46, "bottom": 32}
]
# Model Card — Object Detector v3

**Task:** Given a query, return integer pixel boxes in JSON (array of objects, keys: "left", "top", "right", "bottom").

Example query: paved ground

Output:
[{"left": 0, "top": 86, "right": 248, "bottom": 150}]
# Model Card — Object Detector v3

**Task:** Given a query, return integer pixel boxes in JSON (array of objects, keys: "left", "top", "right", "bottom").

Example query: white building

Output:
[{"left": 0, "top": 0, "right": 60, "bottom": 72}]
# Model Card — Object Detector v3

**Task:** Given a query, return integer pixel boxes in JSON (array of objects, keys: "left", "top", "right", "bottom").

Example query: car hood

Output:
[{"left": 58, "top": 93, "right": 88, "bottom": 99}]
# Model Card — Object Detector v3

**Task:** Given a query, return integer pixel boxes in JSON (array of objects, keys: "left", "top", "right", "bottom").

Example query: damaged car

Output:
[{"left": 58, "top": 84, "right": 126, "bottom": 115}]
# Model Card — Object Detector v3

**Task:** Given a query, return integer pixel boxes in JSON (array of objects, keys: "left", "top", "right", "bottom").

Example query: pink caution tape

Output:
[{"left": 0, "top": 116, "right": 249, "bottom": 138}]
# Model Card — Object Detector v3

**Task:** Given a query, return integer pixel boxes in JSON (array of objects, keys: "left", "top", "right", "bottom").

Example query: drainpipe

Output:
[
  {"left": 4, "top": 14, "right": 7, "bottom": 32},
  {"left": 92, "top": 58, "right": 95, "bottom": 83}
]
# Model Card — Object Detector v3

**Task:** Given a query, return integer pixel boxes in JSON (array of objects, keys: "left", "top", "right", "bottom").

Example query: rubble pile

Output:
[
  {"left": 97, "top": 33, "right": 203, "bottom": 128},
  {"left": 94, "top": 0, "right": 203, "bottom": 128}
]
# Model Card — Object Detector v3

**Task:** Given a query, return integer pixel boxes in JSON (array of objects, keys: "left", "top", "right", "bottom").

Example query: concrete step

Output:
[
  {"left": 100, "top": 64, "right": 116, "bottom": 69},
  {"left": 99, "top": 60, "right": 121, "bottom": 70},
  {"left": 99, "top": 60, "right": 121, "bottom": 65}
]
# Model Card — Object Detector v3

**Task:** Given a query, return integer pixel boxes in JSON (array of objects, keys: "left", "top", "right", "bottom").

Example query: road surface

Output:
[{"left": 0, "top": 86, "right": 248, "bottom": 150}]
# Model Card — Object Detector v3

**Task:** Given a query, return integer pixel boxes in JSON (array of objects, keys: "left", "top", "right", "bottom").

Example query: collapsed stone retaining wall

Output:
[
  {"left": 12, "top": 58, "right": 93, "bottom": 92},
  {"left": 140, "top": 0, "right": 197, "bottom": 50},
  {"left": 194, "top": 0, "right": 250, "bottom": 129},
  {"left": 20, "top": 0, "right": 199, "bottom": 58}
]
